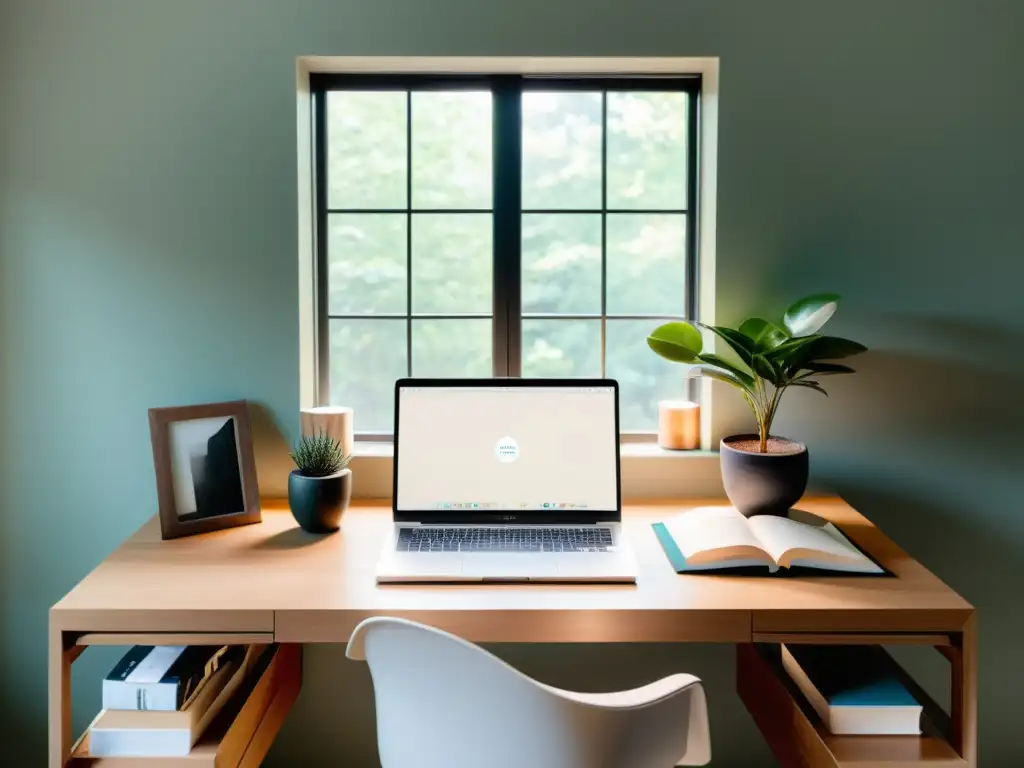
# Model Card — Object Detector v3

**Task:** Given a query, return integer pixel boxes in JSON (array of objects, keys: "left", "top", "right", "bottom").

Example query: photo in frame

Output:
[{"left": 149, "top": 400, "right": 261, "bottom": 539}]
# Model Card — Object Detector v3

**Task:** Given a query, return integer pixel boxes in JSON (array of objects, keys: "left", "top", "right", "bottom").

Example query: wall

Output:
[{"left": 2, "top": 1, "right": 1021, "bottom": 765}]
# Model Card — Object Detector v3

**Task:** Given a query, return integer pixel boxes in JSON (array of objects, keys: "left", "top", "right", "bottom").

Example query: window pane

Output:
[
  {"left": 327, "top": 92, "right": 407, "bottom": 210},
  {"left": 412, "top": 92, "right": 492, "bottom": 209},
  {"left": 607, "top": 92, "right": 688, "bottom": 210},
  {"left": 522, "top": 320, "right": 601, "bottom": 377},
  {"left": 606, "top": 319, "right": 686, "bottom": 430},
  {"left": 412, "top": 214, "right": 492, "bottom": 314},
  {"left": 522, "top": 92, "right": 602, "bottom": 210},
  {"left": 606, "top": 214, "right": 686, "bottom": 316},
  {"left": 522, "top": 214, "right": 601, "bottom": 315},
  {"left": 412, "top": 319, "right": 492, "bottom": 377},
  {"left": 330, "top": 319, "right": 407, "bottom": 432},
  {"left": 328, "top": 214, "right": 407, "bottom": 314}
]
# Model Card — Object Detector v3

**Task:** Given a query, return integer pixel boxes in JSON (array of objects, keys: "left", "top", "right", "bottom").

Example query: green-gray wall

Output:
[{"left": 2, "top": 1, "right": 1021, "bottom": 765}]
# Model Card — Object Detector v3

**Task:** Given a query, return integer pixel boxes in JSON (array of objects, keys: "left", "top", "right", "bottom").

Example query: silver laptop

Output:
[{"left": 376, "top": 378, "right": 638, "bottom": 583}]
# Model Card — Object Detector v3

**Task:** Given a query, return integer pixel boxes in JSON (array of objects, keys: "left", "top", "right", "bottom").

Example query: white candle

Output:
[
  {"left": 300, "top": 406, "right": 354, "bottom": 456},
  {"left": 658, "top": 400, "right": 700, "bottom": 450}
]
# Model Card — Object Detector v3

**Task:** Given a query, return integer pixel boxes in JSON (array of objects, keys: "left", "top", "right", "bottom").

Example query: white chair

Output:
[{"left": 346, "top": 617, "right": 711, "bottom": 768}]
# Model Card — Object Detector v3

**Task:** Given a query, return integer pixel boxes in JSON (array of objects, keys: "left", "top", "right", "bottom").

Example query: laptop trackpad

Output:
[
  {"left": 557, "top": 553, "right": 633, "bottom": 580},
  {"left": 462, "top": 555, "right": 555, "bottom": 580},
  {"left": 386, "top": 554, "right": 465, "bottom": 578}
]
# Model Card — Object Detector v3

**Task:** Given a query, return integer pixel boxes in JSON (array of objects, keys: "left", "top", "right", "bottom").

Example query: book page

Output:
[
  {"left": 748, "top": 516, "right": 883, "bottom": 573},
  {"left": 664, "top": 506, "right": 773, "bottom": 566}
]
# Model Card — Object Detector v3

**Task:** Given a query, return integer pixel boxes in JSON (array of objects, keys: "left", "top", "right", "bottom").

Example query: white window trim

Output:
[{"left": 296, "top": 57, "right": 721, "bottom": 496}]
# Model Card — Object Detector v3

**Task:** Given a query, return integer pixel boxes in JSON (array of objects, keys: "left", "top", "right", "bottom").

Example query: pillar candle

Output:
[
  {"left": 657, "top": 400, "right": 700, "bottom": 450},
  {"left": 300, "top": 406, "right": 354, "bottom": 456}
]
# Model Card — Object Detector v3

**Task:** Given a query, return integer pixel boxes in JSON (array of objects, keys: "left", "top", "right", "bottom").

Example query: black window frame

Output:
[{"left": 312, "top": 72, "right": 702, "bottom": 438}]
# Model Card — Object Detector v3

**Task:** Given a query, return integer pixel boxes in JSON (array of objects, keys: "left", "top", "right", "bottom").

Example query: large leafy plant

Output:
[{"left": 647, "top": 294, "right": 867, "bottom": 453}]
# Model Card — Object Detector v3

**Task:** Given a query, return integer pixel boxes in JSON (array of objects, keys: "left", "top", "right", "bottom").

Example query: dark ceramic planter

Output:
[
  {"left": 720, "top": 435, "right": 808, "bottom": 518},
  {"left": 288, "top": 468, "right": 351, "bottom": 533}
]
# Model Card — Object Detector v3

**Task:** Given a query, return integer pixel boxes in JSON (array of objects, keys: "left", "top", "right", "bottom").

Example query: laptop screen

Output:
[{"left": 395, "top": 381, "right": 619, "bottom": 515}]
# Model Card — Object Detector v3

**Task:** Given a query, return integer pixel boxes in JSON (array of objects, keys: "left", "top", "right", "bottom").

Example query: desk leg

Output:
[
  {"left": 951, "top": 614, "right": 978, "bottom": 767},
  {"left": 48, "top": 624, "right": 73, "bottom": 768}
]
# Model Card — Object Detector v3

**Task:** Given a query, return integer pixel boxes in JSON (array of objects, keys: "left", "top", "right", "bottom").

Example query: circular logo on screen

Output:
[{"left": 495, "top": 436, "right": 519, "bottom": 463}]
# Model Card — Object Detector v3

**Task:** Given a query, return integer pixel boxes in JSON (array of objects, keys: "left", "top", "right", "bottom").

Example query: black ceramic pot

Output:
[
  {"left": 288, "top": 469, "right": 351, "bottom": 533},
  {"left": 720, "top": 435, "right": 808, "bottom": 517}
]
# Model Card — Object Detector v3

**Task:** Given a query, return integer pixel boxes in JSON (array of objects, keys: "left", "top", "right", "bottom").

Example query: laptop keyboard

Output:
[{"left": 397, "top": 527, "right": 614, "bottom": 553}]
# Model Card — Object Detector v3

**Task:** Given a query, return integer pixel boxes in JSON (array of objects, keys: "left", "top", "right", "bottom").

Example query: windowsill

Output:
[
  {"left": 348, "top": 440, "right": 723, "bottom": 499},
  {"left": 619, "top": 443, "right": 717, "bottom": 460},
  {"left": 352, "top": 441, "right": 717, "bottom": 459},
  {"left": 351, "top": 441, "right": 399, "bottom": 458}
]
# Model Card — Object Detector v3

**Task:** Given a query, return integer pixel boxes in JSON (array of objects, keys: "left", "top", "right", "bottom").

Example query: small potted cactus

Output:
[{"left": 288, "top": 431, "right": 352, "bottom": 533}]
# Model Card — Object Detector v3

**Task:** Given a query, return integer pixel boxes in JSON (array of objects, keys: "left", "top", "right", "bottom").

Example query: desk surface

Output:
[{"left": 51, "top": 497, "right": 972, "bottom": 643}]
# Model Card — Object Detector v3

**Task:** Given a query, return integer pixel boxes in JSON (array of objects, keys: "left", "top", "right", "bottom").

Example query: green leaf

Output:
[
  {"left": 697, "top": 323, "right": 756, "bottom": 366},
  {"left": 801, "top": 362, "right": 855, "bottom": 375},
  {"left": 737, "top": 317, "right": 788, "bottom": 351},
  {"left": 686, "top": 364, "right": 753, "bottom": 392},
  {"left": 647, "top": 322, "right": 703, "bottom": 363},
  {"left": 791, "top": 380, "right": 828, "bottom": 396},
  {"left": 784, "top": 293, "right": 841, "bottom": 337},
  {"left": 776, "top": 335, "right": 866, "bottom": 370},
  {"left": 766, "top": 335, "right": 819, "bottom": 360},
  {"left": 766, "top": 336, "right": 820, "bottom": 376},
  {"left": 751, "top": 354, "right": 783, "bottom": 386},
  {"left": 760, "top": 324, "right": 790, "bottom": 351},
  {"left": 738, "top": 317, "right": 769, "bottom": 340},
  {"left": 697, "top": 353, "right": 755, "bottom": 389},
  {"left": 803, "top": 336, "right": 867, "bottom": 361}
]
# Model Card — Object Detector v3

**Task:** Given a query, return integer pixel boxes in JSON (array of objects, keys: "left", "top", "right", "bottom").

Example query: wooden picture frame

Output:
[{"left": 149, "top": 400, "right": 261, "bottom": 539}]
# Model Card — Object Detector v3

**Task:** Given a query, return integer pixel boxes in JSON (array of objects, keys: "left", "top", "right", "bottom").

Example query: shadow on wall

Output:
[
  {"left": 775, "top": 312, "right": 1024, "bottom": 468},
  {"left": 830, "top": 353, "right": 1023, "bottom": 459},
  {"left": 249, "top": 401, "right": 293, "bottom": 498},
  {"left": 860, "top": 314, "right": 1024, "bottom": 447},
  {"left": 0, "top": 673, "right": 37, "bottom": 765}
]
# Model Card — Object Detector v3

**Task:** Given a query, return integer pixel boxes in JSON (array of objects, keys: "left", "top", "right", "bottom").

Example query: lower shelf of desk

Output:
[
  {"left": 68, "top": 643, "right": 301, "bottom": 767},
  {"left": 738, "top": 644, "right": 965, "bottom": 768}
]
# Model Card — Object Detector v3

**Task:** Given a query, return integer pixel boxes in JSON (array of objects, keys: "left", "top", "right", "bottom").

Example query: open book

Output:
[{"left": 654, "top": 506, "right": 884, "bottom": 574}]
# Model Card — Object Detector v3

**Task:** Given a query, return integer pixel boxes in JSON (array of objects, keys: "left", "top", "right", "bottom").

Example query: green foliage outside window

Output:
[{"left": 325, "top": 89, "right": 693, "bottom": 432}]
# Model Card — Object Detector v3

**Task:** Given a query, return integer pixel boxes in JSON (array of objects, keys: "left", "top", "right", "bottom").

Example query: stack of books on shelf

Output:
[
  {"left": 87, "top": 644, "right": 259, "bottom": 757},
  {"left": 782, "top": 644, "right": 924, "bottom": 735}
]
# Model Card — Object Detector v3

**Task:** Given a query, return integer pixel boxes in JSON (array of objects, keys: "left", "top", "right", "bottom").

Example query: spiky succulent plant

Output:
[{"left": 290, "top": 431, "right": 351, "bottom": 477}]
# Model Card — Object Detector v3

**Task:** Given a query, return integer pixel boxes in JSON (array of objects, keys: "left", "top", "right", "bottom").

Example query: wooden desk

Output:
[{"left": 50, "top": 498, "right": 976, "bottom": 768}]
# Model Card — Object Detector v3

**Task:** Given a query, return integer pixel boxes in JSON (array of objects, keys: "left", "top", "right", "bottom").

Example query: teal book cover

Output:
[
  {"left": 651, "top": 522, "right": 772, "bottom": 574},
  {"left": 652, "top": 522, "right": 687, "bottom": 571},
  {"left": 789, "top": 645, "right": 919, "bottom": 707}
]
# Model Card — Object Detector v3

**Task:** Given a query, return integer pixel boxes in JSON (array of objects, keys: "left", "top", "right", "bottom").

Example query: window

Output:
[{"left": 313, "top": 74, "right": 700, "bottom": 435}]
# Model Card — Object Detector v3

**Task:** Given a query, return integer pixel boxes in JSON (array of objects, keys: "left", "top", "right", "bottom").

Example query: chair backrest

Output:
[{"left": 347, "top": 617, "right": 709, "bottom": 768}]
